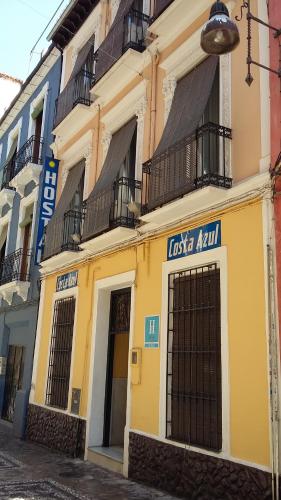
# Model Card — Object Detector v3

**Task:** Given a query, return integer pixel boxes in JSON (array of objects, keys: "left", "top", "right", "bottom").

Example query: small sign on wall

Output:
[
  {"left": 56, "top": 271, "right": 78, "bottom": 292},
  {"left": 144, "top": 316, "right": 160, "bottom": 348}
]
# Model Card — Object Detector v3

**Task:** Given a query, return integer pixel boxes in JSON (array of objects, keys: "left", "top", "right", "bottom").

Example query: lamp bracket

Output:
[{"left": 235, "top": 0, "right": 281, "bottom": 85}]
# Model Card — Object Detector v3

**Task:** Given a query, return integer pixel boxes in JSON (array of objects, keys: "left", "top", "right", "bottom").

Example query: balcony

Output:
[
  {"left": 142, "top": 122, "right": 232, "bottom": 214},
  {"left": 1, "top": 158, "right": 16, "bottom": 190},
  {"left": 80, "top": 177, "right": 141, "bottom": 252},
  {"left": 91, "top": 8, "right": 151, "bottom": 104},
  {"left": 123, "top": 9, "right": 151, "bottom": 53},
  {"left": 54, "top": 69, "right": 95, "bottom": 130},
  {"left": 61, "top": 206, "right": 86, "bottom": 252},
  {"left": 41, "top": 206, "right": 85, "bottom": 268},
  {"left": 0, "top": 248, "right": 32, "bottom": 304},
  {"left": 7, "top": 136, "right": 44, "bottom": 196}
]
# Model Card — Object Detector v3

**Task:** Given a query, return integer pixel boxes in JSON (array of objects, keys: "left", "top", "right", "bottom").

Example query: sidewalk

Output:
[{"left": 0, "top": 421, "right": 178, "bottom": 499}]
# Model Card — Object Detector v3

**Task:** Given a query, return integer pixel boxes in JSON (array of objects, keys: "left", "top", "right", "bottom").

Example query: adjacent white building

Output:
[{"left": 0, "top": 74, "right": 22, "bottom": 119}]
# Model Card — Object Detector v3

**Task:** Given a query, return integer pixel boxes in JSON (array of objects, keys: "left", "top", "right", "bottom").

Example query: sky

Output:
[{"left": 0, "top": 0, "right": 70, "bottom": 82}]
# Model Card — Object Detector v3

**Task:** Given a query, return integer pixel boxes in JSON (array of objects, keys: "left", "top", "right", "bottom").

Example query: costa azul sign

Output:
[
  {"left": 167, "top": 221, "right": 221, "bottom": 261},
  {"left": 35, "top": 157, "right": 59, "bottom": 264},
  {"left": 56, "top": 271, "right": 78, "bottom": 292}
]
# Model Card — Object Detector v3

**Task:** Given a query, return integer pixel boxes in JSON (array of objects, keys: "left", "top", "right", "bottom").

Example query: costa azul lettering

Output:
[
  {"left": 35, "top": 157, "right": 59, "bottom": 264},
  {"left": 167, "top": 221, "right": 221, "bottom": 261},
  {"left": 56, "top": 271, "right": 78, "bottom": 292}
]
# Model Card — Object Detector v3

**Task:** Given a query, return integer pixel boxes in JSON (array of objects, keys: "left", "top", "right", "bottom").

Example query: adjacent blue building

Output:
[{"left": 0, "top": 45, "right": 61, "bottom": 435}]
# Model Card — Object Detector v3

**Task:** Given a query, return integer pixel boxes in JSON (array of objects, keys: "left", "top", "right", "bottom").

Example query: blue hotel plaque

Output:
[{"left": 144, "top": 316, "right": 160, "bottom": 348}]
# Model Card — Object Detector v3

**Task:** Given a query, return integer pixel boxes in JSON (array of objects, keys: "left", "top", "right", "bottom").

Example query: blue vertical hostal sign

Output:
[
  {"left": 167, "top": 220, "right": 221, "bottom": 261},
  {"left": 35, "top": 157, "right": 59, "bottom": 264}
]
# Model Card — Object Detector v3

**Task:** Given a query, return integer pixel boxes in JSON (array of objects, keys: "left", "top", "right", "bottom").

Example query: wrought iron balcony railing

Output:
[
  {"left": 142, "top": 122, "right": 232, "bottom": 213},
  {"left": 42, "top": 205, "right": 85, "bottom": 260},
  {"left": 0, "top": 136, "right": 44, "bottom": 190},
  {"left": 123, "top": 9, "right": 151, "bottom": 53},
  {"left": 1, "top": 158, "right": 16, "bottom": 190},
  {"left": 0, "top": 248, "right": 32, "bottom": 286},
  {"left": 54, "top": 69, "right": 95, "bottom": 129},
  {"left": 61, "top": 205, "right": 86, "bottom": 252},
  {"left": 83, "top": 176, "right": 142, "bottom": 241},
  {"left": 14, "top": 135, "right": 44, "bottom": 176},
  {"left": 94, "top": 7, "right": 151, "bottom": 83}
]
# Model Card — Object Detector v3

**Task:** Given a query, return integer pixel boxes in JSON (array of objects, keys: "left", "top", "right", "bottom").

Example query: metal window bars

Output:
[
  {"left": 0, "top": 248, "right": 32, "bottom": 285},
  {"left": 167, "top": 264, "right": 222, "bottom": 451},
  {"left": 142, "top": 122, "right": 232, "bottom": 213},
  {"left": 46, "top": 296, "right": 76, "bottom": 410}
]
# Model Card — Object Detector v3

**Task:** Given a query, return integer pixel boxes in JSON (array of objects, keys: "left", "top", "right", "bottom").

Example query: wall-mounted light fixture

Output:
[{"left": 201, "top": 0, "right": 281, "bottom": 85}]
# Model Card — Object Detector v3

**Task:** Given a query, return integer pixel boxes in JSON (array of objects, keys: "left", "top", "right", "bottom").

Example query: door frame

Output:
[{"left": 86, "top": 270, "right": 135, "bottom": 476}]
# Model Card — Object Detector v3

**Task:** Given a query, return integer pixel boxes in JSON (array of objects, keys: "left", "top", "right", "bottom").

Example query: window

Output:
[
  {"left": 46, "top": 297, "right": 76, "bottom": 410},
  {"left": 166, "top": 263, "right": 222, "bottom": 451}
]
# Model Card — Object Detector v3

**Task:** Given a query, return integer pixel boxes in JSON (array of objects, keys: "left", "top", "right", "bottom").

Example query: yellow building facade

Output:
[{"left": 27, "top": 0, "right": 279, "bottom": 497}]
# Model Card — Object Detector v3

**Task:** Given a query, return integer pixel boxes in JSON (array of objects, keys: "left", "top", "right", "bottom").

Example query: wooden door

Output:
[
  {"left": 32, "top": 110, "right": 43, "bottom": 163},
  {"left": 20, "top": 222, "right": 31, "bottom": 280},
  {"left": 2, "top": 345, "right": 25, "bottom": 422}
]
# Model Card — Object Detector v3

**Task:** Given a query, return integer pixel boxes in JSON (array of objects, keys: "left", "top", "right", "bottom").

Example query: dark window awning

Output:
[
  {"left": 44, "top": 160, "right": 85, "bottom": 259},
  {"left": 153, "top": 0, "right": 174, "bottom": 18},
  {"left": 95, "top": 0, "right": 136, "bottom": 82},
  {"left": 83, "top": 117, "right": 136, "bottom": 240},
  {"left": 154, "top": 56, "right": 218, "bottom": 157},
  {"left": 69, "top": 33, "right": 95, "bottom": 80}
]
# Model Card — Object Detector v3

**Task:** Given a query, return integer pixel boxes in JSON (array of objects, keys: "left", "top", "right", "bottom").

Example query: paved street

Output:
[{"left": 0, "top": 422, "right": 178, "bottom": 500}]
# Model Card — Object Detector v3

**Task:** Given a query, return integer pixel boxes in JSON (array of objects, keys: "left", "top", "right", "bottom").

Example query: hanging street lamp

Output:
[
  {"left": 200, "top": 1, "right": 240, "bottom": 55},
  {"left": 200, "top": 0, "right": 281, "bottom": 86}
]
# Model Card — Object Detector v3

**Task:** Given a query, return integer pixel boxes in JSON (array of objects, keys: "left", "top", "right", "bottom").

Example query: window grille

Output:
[
  {"left": 46, "top": 297, "right": 76, "bottom": 410},
  {"left": 167, "top": 264, "right": 222, "bottom": 451}
]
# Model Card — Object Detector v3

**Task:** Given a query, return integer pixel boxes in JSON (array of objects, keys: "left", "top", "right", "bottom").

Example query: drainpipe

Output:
[
  {"left": 95, "top": 104, "right": 101, "bottom": 183},
  {"left": 149, "top": 50, "right": 159, "bottom": 158},
  {"left": 267, "top": 243, "right": 280, "bottom": 500}
]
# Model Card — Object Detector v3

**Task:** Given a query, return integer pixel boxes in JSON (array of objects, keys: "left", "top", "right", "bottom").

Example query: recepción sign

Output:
[
  {"left": 35, "top": 157, "right": 59, "bottom": 264},
  {"left": 167, "top": 220, "right": 221, "bottom": 261},
  {"left": 56, "top": 271, "right": 78, "bottom": 292}
]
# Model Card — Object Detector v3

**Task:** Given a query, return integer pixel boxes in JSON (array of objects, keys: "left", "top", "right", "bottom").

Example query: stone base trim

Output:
[
  {"left": 128, "top": 432, "right": 273, "bottom": 499},
  {"left": 26, "top": 404, "right": 86, "bottom": 458}
]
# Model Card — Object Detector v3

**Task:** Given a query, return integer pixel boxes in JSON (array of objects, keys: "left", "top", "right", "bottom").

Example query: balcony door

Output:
[
  {"left": 20, "top": 222, "right": 32, "bottom": 280},
  {"left": 32, "top": 108, "right": 43, "bottom": 164},
  {"left": 103, "top": 289, "right": 131, "bottom": 448},
  {"left": 2, "top": 345, "right": 25, "bottom": 423}
]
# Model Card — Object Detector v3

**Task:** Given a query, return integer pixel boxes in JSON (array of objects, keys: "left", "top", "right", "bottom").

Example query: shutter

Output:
[
  {"left": 44, "top": 160, "right": 85, "bottom": 259},
  {"left": 154, "top": 0, "right": 174, "bottom": 17},
  {"left": 155, "top": 56, "right": 218, "bottom": 156},
  {"left": 95, "top": 0, "right": 136, "bottom": 82},
  {"left": 69, "top": 33, "right": 95, "bottom": 80},
  {"left": 83, "top": 118, "right": 136, "bottom": 240}
]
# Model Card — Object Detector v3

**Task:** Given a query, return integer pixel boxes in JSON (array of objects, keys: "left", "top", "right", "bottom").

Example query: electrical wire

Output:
[{"left": 14, "top": 0, "right": 49, "bottom": 19}]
